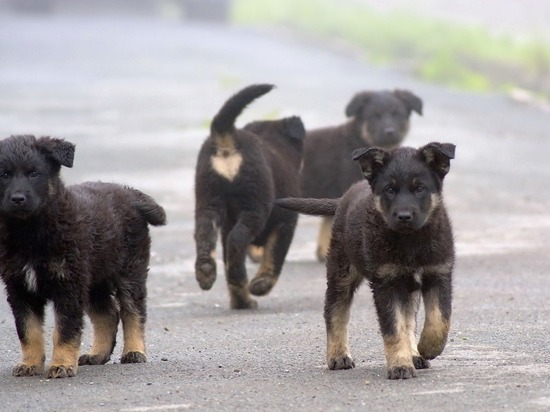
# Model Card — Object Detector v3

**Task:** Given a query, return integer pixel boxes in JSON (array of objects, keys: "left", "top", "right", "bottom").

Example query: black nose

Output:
[
  {"left": 397, "top": 211, "right": 413, "bottom": 222},
  {"left": 384, "top": 127, "right": 396, "bottom": 137},
  {"left": 11, "top": 193, "right": 26, "bottom": 205}
]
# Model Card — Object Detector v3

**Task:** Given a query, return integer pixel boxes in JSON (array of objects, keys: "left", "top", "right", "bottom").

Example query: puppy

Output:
[
  {"left": 0, "top": 135, "right": 166, "bottom": 378},
  {"left": 300, "top": 89, "right": 423, "bottom": 261},
  {"left": 194, "top": 84, "right": 305, "bottom": 309},
  {"left": 276, "top": 142, "right": 455, "bottom": 379}
]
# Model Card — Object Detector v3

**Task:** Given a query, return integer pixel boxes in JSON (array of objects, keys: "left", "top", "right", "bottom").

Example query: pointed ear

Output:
[
  {"left": 393, "top": 89, "right": 423, "bottom": 115},
  {"left": 352, "top": 147, "right": 391, "bottom": 183},
  {"left": 345, "top": 91, "right": 373, "bottom": 118},
  {"left": 418, "top": 142, "right": 455, "bottom": 179},
  {"left": 284, "top": 116, "right": 306, "bottom": 141},
  {"left": 37, "top": 137, "right": 75, "bottom": 168}
]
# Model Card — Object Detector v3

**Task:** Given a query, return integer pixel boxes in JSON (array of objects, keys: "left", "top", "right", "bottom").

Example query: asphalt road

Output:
[{"left": 0, "top": 13, "right": 549, "bottom": 412}]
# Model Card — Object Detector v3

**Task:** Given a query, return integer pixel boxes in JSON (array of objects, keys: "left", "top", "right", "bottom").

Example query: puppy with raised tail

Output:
[{"left": 276, "top": 142, "right": 455, "bottom": 379}]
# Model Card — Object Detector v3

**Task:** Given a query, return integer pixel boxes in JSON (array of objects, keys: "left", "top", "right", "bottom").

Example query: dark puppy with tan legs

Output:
[
  {"left": 0, "top": 135, "right": 166, "bottom": 378},
  {"left": 301, "top": 89, "right": 423, "bottom": 261},
  {"left": 276, "top": 142, "right": 455, "bottom": 379},
  {"left": 194, "top": 84, "right": 305, "bottom": 309}
]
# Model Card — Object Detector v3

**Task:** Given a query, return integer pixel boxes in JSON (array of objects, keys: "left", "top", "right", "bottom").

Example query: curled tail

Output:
[
  {"left": 130, "top": 190, "right": 167, "bottom": 226},
  {"left": 274, "top": 197, "right": 339, "bottom": 216},
  {"left": 211, "top": 84, "right": 275, "bottom": 136}
]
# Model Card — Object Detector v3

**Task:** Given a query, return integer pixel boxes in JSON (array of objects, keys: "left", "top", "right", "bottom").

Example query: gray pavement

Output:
[{"left": 0, "top": 13, "right": 549, "bottom": 412}]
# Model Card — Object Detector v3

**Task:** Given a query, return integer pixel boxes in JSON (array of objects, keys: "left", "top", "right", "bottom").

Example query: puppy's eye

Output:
[
  {"left": 28, "top": 171, "right": 40, "bottom": 179},
  {"left": 385, "top": 186, "right": 395, "bottom": 195},
  {"left": 0, "top": 171, "right": 10, "bottom": 179},
  {"left": 415, "top": 185, "right": 426, "bottom": 194}
]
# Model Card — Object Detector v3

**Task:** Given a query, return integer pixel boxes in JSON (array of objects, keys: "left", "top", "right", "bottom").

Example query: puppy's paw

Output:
[
  {"left": 387, "top": 365, "right": 416, "bottom": 380},
  {"left": 46, "top": 365, "right": 77, "bottom": 379},
  {"left": 121, "top": 351, "right": 147, "bottom": 364},
  {"left": 195, "top": 259, "right": 217, "bottom": 290},
  {"left": 413, "top": 356, "right": 430, "bottom": 370},
  {"left": 249, "top": 275, "right": 276, "bottom": 296},
  {"left": 328, "top": 355, "right": 355, "bottom": 370},
  {"left": 12, "top": 363, "right": 44, "bottom": 377},
  {"left": 78, "top": 353, "right": 111, "bottom": 366},
  {"left": 230, "top": 296, "right": 258, "bottom": 310},
  {"left": 418, "top": 338, "right": 445, "bottom": 360}
]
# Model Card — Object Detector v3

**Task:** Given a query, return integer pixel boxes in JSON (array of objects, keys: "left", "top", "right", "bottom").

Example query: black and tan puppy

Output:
[
  {"left": 301, "top": 89, "right": 423, "bottom": 261},
  {"left": 194, "top": 84, "right": 305, "bottom": 309},
  {"left": 0, "top": 135, "right": 166, "bottom": 378},
  {"left": 276, "top": 142, "right": 455, "bottom": 379}
]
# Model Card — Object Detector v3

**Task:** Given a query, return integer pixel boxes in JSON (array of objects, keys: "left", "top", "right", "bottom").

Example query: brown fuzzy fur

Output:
[
  {"left": 0, "top": 135, "right": 166, "bottom": 378},
  {"left": 194, "top": 84, "right": 305, "bottom": 309},
  {"left": 276, "top": 142, "right": 455, "bottom": 380},
  {"left": 300, "top": 89, "right": 423, "bottom": 261}
]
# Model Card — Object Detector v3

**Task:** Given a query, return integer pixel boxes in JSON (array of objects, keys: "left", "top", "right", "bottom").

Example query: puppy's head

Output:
[
  {"left": 345, "top": 89, "right": 423, "bottom": 148},
  {"left": 0, "top": 135, "right": 75, "bottom": 219},
  {"left": 353, "top": 142, "right": 455, "bottom": 233}
]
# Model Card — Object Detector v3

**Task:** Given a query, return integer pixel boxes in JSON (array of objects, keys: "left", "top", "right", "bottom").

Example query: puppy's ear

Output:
[
  {"left": 393, "top": 90, "right": 423, "bottom": 116},
  {"left": 284, "top": 116, "right": 306, "bottom": 141},
  {"left": 37, "top": 137, "right": 75, "bottom": 168},
  {"left": 353, "top": 147, "right": 391, "bottom": 183},
  {"left": 418, "top": 142, "right": 455, "bottom": 178},
  {"left": 345, "top": 92, "right": 373, "bottom": 118}
]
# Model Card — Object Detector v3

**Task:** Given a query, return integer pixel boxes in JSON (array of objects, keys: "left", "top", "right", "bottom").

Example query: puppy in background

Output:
[
  {"left": 0, "top": 135, "right": 166, "bottom": 378},
  {"left": 301, "top": 89, "right": 423, "bottom": 261},
  {"left": 194, "top": 84, "right": 305, "bottom": 309},
  {"left": 276, "top": 142, "right": 455, "bottom": 380}
]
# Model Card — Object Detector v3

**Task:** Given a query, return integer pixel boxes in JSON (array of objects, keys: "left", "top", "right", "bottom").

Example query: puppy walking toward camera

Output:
[
  {"left": 194, "top": 84, "right": 305, "bottom": 309},
  {"left": 0, "top": 135, "right": 166, "bottom": 378},
  {"left": 301, "top": 89, "right": 423, "bottom": 261},
  {"left": 276, "top": 142, "right": 455, "bottom": 379}
]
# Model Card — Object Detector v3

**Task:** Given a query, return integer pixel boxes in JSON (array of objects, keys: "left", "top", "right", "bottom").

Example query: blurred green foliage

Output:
[{"left": 232, "top": 0, "right": 550, "bottom": 97}]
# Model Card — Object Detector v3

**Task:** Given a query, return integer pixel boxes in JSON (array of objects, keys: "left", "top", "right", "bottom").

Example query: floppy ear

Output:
[
  {"left": 36, "top": 136, "right": 75, "bottom": 168},
  {"left": 393, "top": 89, "right": 423, "bottom": 116},
  {"left": 284, "top": 116, "right": 306, "bottom": 141},
  {"left": 345, "top": 91, "right": 374, "bottom": 118},
  {"left": 352, "top": 147, "right": 391, "bottom": 184},
  {"left": 418, "top": 142, "right": 455, "bottom": 179}
]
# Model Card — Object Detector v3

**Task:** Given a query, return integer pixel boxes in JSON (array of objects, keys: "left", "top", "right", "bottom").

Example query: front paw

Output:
[
  {"left": 387, "top": 365, "right": 416, "bottom": 380},
  {"left": 79, "top": 353, "right": 111, "bottom": 366},
  {"left": 195, "top": 258, "right": 217, "bottom": 290},
  {"left": 413, "top": 355, "right": 431, "bottom": 370},
  {"left": 121, "top": 351, "right": 147, "bottom": 364},
  {"left": 249, "top": 274, "right": 276, "bottom": 296},
  {"left": 328, "top": 355, "right": 355, "bottom": 370},
  {"left": 46, "top": 365, "right": 77, "bottom": 378},
  {"left": 12, "top": 363, "right": 44, "bottom": 377}
]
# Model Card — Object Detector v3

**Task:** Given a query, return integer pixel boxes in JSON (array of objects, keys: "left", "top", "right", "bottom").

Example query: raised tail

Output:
[
  {"left": 274, "top": 197, "right": 339, "bottom": 216},
  {"left": 130, "top": 190, "right": 167, "bottom": 226},
  {"left": 211, "top": 84, "right": 275, "bottom": 136}
]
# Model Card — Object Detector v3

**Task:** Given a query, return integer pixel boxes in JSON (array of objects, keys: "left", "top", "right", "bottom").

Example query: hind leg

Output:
[
  {"left": 316, "top": 216, "right": 333, "bottom": 262},
  {"left": 249, "top": 215, "right": 297, "bottom": 296},
  {"left": 117, "top": 259, "right": 149, "bottom": 363},
  {"left": 79, "top": 282, "right": 119, "bottom": 366},
  {"left": 224, "top": 212, "right": 264, "bottom": 309},
  {"left": 194, "top": 208, "right": 221, "bottom": 290}
]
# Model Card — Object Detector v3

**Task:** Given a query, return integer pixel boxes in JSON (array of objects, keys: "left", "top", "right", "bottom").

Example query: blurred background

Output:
[{"left": 1, "top": 0, "right": 549, "bottom": 108}]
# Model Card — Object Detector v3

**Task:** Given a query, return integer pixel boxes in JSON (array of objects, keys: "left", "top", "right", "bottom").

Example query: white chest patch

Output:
[
  {"left": 211, "top": 151, "right": 243, "bottom": 182},
  {"left": 23, "top": 264, "right": 38, "bottom": 293}
]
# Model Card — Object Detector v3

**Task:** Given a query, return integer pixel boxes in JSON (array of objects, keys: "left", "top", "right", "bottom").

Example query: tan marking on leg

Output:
[
  {"left": 316, "top": 217, "right": 333, "bottom": 261},
  {"left": 47, "top": 325, "right": 80, "bottom": 378},
  {"left": 88, "top": 310, "right": 118, "bottom": 357},
  {"left": 418, "top": 288, "right": 450, "bottom": 360},
  {"left": 406, "top": 291, "right": 421, "bottom": 358},
  {"left": 228, "top": 283, "right": 258, "bottom": 309},
  {"left": 326, "top": 301, "right": 352, "bottom": 365},
  {"left": 19, "top": 312, "right": 45, "bottom": 370},
  {"left": 383, "top": 306, "right": 414, "bottom": 372},
  {"left": 247, "top": 245, "right": 263, "bottom": 263},
  {"left": 121, "top": 312, "right": 145, "bottom": 355}
]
